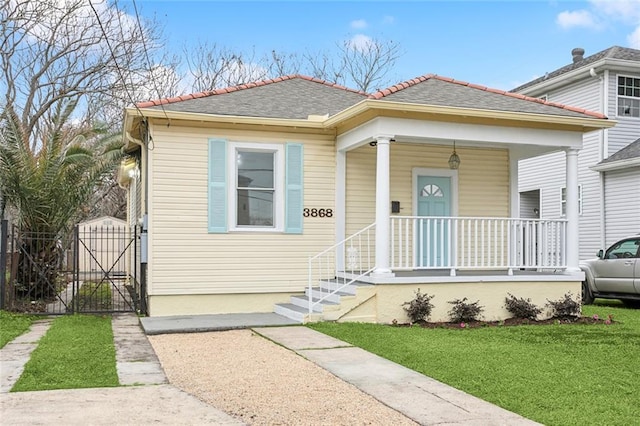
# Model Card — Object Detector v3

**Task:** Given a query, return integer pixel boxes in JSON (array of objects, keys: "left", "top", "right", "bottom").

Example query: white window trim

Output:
[
  {"left": 227, "top": 142, "right": 285, "bottom": 232},
  {"left": 616, "top": 73, "right": 640, "bottom": 119},
  {"left": 561, "top": 184, "right": 583, "bottom": 217}
]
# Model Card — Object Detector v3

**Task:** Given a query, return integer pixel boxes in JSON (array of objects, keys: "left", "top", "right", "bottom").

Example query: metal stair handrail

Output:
[{"left": 308, "top": 223, "right": 376, "bottom": 314}]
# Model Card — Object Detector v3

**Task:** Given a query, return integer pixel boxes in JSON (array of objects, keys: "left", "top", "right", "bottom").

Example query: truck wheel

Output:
[{"left": 582, "top": 281, "right": 594, "bottom": 305}]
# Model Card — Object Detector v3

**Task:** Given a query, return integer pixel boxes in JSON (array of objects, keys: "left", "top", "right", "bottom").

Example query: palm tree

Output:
[{"left": 0, "top": 101, "right": 123, "bottom": 299}]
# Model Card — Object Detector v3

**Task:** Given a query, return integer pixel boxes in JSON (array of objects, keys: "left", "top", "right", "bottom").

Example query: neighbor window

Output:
[
  {"left": 617, "top": 75, "right": 640, "bottom": 117},
  {"left": 561, "top": 185, "right": 583, "bottom": 216}
]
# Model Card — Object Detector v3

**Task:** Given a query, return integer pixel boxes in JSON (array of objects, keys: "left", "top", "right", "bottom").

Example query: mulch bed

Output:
[{"left": 394, "top": 315, "right": 615, "bottom": 329}]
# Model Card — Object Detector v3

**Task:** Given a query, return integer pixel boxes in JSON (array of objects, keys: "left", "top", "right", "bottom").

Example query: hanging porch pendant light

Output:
[{"left": 448, "top": 140, "right": 461, "bottom": 170}]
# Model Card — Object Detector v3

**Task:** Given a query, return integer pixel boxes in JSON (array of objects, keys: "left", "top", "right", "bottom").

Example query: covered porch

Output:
[
  {"left": 301, "top": 104, "right": 602, "bottom": 322},
  {"left": 271, "top": 75, "right": 615, "bottom": 323}
]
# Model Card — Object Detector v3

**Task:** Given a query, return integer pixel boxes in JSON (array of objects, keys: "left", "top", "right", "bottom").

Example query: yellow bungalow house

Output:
[{"left": 119, "top": 74, "right": 614, "bottom": 323}]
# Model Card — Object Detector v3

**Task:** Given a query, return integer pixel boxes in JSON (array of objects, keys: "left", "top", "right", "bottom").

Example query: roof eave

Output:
[
  {"left": 325, "top": 99, "right": 615, "bottom": 132},
  {"left": 591, "top": 157, "right": 640, "bottom": 172},
  {"left": 517, "top": 57, "right": 640, "bottom": 96},
  {"left": 124, "top": 107, "right": 326, "bottom": 132}
]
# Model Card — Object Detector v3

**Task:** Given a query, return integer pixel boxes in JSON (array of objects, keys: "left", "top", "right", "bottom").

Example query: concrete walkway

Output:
[
  {"left": 0, "top": 385, "right": 244, "bottom": 425},
  {"left": 254, "top": 326, "right": 540, "bottom": 426},
  {"left": 0, "top": 319, "right": 53, "bottom": 392},
  {"left": 112, "top": 313, "right": 167, "bottom": 386},
  {"left": 140, "top": 312, "right": 298, "bottom": 334}
]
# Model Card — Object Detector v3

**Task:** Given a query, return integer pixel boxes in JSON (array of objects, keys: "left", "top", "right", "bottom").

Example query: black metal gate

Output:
[{"left": 0, "top": 219, "right": 146, "bottom": 315}]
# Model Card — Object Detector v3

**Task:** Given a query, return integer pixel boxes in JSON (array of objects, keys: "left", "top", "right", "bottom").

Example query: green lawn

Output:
[
  {"left": 12, "top": 314, "right": 118, "bottom": 391},
  {"left": 308, "top": 301, "right": 640, "bottom": 426},
  {"left": 0, "top": 310, "right": 37, "bottom": 349},
  {"left": 73, "top": 281, "right": 113, "bottom": 312}
]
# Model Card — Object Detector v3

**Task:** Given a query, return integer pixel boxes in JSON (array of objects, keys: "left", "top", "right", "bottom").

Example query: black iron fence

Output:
[{"left": 0, "top": 219, "right": 146, "bottom": 315}]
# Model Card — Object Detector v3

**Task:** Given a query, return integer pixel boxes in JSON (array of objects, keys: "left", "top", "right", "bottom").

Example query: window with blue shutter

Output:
[
  {"left": 208, "top": 139, "right": 227, "bottom": 233},
  {"left": 209, "top": 140, "right": 303, "bottom": 233}
]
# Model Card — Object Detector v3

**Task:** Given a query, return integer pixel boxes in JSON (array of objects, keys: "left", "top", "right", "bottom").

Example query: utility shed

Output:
[{"left": 77, "top": 216, "right": 128, "bottom": 277}]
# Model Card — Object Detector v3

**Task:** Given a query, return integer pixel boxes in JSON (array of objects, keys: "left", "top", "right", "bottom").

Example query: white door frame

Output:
[{"left": 412, "top": 168, "right": 459, "bottom": 272}]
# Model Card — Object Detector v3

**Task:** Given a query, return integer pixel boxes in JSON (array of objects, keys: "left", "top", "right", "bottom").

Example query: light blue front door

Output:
[{"left": 417, "top": 175, "right": 452, "bottom": 267}]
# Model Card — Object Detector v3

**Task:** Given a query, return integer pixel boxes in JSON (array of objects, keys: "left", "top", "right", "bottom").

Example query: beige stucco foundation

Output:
[
  {"left": 339, "top": 280, "right": 582, "bottom": 324},
  {"left": 148, "top": 292, "right": 298, "bottom": 317}
]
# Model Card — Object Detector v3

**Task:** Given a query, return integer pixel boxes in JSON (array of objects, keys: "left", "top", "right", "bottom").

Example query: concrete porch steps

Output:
[{"left": 274, "top": 279, "right": 374, "bottom": 323}]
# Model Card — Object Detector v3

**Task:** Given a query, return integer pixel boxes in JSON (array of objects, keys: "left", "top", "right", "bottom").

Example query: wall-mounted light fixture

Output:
[{"left": 448, "top": 141, "right": 461, "bottom": 170}]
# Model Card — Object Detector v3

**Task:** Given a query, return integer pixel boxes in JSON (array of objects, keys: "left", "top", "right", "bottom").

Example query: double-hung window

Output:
[
  {"left": 617, "top": 75, "right": 640, "bottom": 118},
  {"left": 208, "top": 139, "right": 303, "bottom": 234},
  {"left": 232, "top": 144, "right": 283, "bottom": 230},
  {"left": 561, "top": 185, "right": 582, "bottom": 216}
]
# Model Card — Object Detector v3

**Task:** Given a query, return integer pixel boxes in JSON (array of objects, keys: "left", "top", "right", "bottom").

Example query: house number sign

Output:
[{"left": 303, "top": 208, "right": 333, "bottom": 218}]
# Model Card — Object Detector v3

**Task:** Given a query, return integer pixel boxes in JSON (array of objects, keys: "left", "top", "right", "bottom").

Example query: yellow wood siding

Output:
[
  {"left": 346, "top": 142, "right": 510, "bottom": 235},
  {"left": 147, "top": 124, "right": 335, "bottom": 295}
]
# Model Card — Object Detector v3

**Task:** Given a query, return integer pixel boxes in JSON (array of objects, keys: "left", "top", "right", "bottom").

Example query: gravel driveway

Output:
[{"left": 149, "top": 329, "right": 418, "bottom": 425}]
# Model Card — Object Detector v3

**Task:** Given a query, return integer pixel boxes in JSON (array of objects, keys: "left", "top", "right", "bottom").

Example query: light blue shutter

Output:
[
  {"left": 208, "top": 139, "right": 227, "bottom": 233},
  {"left": 285, "top": 143, "right": 304, "bottom": 234}
]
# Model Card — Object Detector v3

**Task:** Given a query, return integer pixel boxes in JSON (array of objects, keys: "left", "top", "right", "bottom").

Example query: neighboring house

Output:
[
  {"left": 591, "top": 137, "right": 640, "bottom": 240},
  {"left": 118, "top": 74, "right": 612, "bottom": 323},
  {"left": 514, "top": 46, "right": 640, "bottom": 259}
]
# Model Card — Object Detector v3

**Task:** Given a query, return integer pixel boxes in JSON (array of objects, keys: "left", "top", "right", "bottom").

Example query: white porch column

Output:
[
  {"left": 565, "top": 148, "right": 580, "bottom": 272},
  {"left": 372, "top": 136, "right": 394, "bottom": 278},
  {"left": 335, "top": 150, "right": 346, "bottom": 271},
  {"left": 509, "top": 151, "right": 520, "bottom": 219}
]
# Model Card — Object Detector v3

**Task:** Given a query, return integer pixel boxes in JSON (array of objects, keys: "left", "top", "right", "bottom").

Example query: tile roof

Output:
[
  {"left": 136, "top": 73, "right": 606, "bottom": 121},
  {"left": 512, "top": 46, "right": 640, "bottom": 93},
  {"left": 598, "top": 138, "right": 640, "bottom": 165},
  {"left": 369, "top": 74, "right": 606, "bottom": 119},
  {"left": 137, "top": 75, "right": 367, "bottom": 119}
]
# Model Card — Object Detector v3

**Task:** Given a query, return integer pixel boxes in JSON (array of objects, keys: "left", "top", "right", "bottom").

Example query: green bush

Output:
[
  {"left": 547, "top": 293, "right": 581, "bottom": 319},
  {"left": 448, "top": 297, "right": 484, "bottom": 323},
  {"left": 402, "top": 289, "right": 434, "bottom": 323},
  {"left": 504, "top": 293, "right": 542, "bottom": 320}
]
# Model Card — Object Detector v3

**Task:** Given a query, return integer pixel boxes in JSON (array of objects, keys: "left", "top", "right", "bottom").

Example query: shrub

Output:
[
  {"left": 547, "top": 293, "right": 581, "bottom": 319},
  {"left": 402, "top": 289, "right": 435, "bottom": 323},
  {"left": 448, "top": 297, "right": 484, "bottom": 323},
  {"left": 504, "top": 293, "right": 542, "bottom": 320}
]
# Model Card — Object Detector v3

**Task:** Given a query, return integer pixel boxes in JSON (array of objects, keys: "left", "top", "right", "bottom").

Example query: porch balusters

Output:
[{"left": 390, "top": 217, "right": 567, "bottom": 272}]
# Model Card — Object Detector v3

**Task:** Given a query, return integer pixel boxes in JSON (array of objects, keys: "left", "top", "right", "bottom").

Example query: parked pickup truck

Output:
[{"left": 580, "top": 236, "right": 640, "bottom": 307}]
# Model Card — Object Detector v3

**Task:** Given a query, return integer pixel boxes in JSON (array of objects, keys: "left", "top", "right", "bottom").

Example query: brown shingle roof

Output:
[
  {"left": 137, "top": 75, "right": 367, "bottom": 120},
  {"left": 137, "top": 73, "right": 607, "bottom": 121},
  {"left": 598, "top": 138, "right": 640, "bottom": 165},
  {"left": 512, "top": 46, "right": 640, "bottom": 93},
  {"left": 369, "top": 74, "right": 606, "bottom": 119}
]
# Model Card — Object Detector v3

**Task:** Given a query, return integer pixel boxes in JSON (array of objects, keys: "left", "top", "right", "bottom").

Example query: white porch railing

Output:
[
  {"left": 307, "top": 224, "right": 376, "bottom": 314},
  {"left": 307, "top": 216, "right": 567, "bottom": 314},
  {"left": 390, "top": 216, "right": 567, "bottom": 272}
]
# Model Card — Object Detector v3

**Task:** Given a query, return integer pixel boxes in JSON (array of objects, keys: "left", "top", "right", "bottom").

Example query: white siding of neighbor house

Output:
[
  {"left": 345, "top": 142, "right": 509, "bottom": 235},
  {"left": 608, "top": 71, "right": 640, "bottom": 156},
  {"left": 519, "top": 190, "right": 540, "bottom": 219},
  {"left": 519, "top": 76, "right": 604, "bottom": 260},
  {"left": 146, "top": 123, "right": 336, "bottom": 296},
  {"left": 604, "top": 167, "right": 640, "bottom": 246}
]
